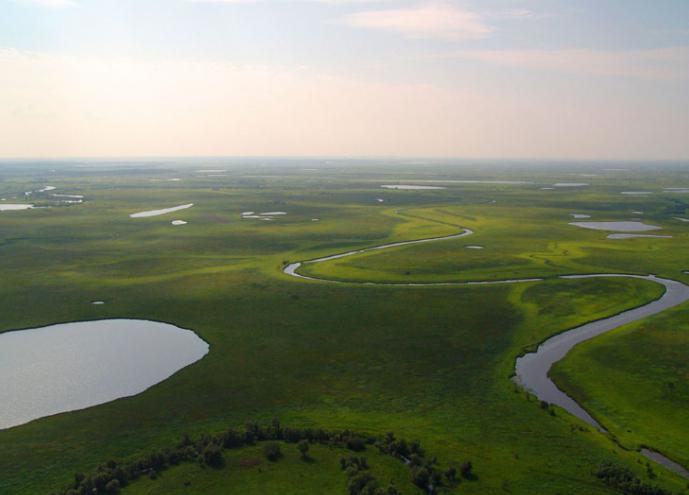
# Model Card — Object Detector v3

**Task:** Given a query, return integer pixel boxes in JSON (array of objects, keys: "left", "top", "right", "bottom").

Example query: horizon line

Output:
[{"left": 1, "top": 155, "right": 688, "bottom": 164}]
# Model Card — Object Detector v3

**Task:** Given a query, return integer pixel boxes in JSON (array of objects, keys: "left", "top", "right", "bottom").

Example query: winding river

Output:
[{"left": 283, "top": 227, "right": 689, "bottom": 478}]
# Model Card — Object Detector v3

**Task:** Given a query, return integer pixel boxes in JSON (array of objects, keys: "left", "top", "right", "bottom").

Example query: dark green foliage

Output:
[
  {"left": 298, "top": 440, "right": 310, "bottom": 460},
  {"left": 221, "top": 429, "right": 244, "bottom": 449},
  {"left": 73, "top": 473, "right": 85, "bottom": 488},
  {"left": 270, "top": 418, "right": 283, "bottom": 440},
  {"left": 263, "top": 442, "right": 282, "bottom": 462},
  {"left": 54, "top": 420, "right": 462, "bottom": 494},
  {"left": 104, "top": 479, "right": 120, "bottom": 494},
  {"left": 346, "top": 436, "right": 367, "bottom": 452},
  {"left": 595, "top": 463, "right": 673, "bottom": 495},
  {"left": 410, "top": 465, "right": 431, "bottom": 489},
  {"left": 201, "top": 443, "right": 224, "bottom": 468},
  {"left": 340, "top": 456, "right": 369, "bottom": 472},
  {"left": 347, "top": 472, "right": 379, "bottom": 495},
  {"left": 461, "top": 460, "right": 473, "bottom": 478},
  {"left": 340, "top": 456, "right": 399, "bottom": 495},
  {"left": 56, "top": 420, "right": 443, "bottom": 494}
]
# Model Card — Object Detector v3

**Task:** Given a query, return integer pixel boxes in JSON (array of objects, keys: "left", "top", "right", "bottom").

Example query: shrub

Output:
[
  {"left": 595, "top": 463, "right": 673, "bottom": 495},
  {"left": 222, "top": 429, "right": 244, "bottom": 449},
  {"left": 104, "top": 479, "right": 121, "bottom": 494},
  {"left": 460, "top": 461, "right": 473, "bottom": 478},
  {"left": 202, "top": 443, "right": 224, "bottom": 468},
  {"left": 298, "top": 440, "right": 310, "bottom": 460},
  {"left": 410, "top": 466, "right": 431, "bottom": 489},
  {"left": 263, "top": 442, "right": 282, "bottom": 462},
  {"left": 347, "top": 472, "right": 378, "bottom": 495},
  {"left": 346, "top": 436, "right": 366, "bottom": 452}
]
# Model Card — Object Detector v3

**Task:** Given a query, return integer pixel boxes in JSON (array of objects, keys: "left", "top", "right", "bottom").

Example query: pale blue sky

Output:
[{"left": 1, "top": 0, "right": 688, "bottom": 158}]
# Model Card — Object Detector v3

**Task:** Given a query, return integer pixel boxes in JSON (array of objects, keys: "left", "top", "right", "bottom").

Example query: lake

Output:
[{"left": 0, "top": 319, "right": 208, "bottom": 430}]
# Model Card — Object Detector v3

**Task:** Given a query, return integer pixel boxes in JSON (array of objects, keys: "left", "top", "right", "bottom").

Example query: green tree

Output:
[
  {"left": 105, "top": 479, "right": 121, "bottom": 494},
  {"left": 202, "top": 443, "right": 224, "bottom": 468},
  {"left": 263, "top": 442, "right": 282, "bottom": 462},
  {"left": 298, "top": 440, "right": 310, "bottom": 460}
]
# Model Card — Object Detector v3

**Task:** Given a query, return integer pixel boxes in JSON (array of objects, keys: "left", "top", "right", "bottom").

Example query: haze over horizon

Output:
[{"left": 1, "top": 0, "right": 688, "bottom": 160}]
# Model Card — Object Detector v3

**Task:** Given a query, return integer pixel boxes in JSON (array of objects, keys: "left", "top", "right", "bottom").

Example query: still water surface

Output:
[{"left": 0, "top": 319, "right": 208, "bottom": 430}]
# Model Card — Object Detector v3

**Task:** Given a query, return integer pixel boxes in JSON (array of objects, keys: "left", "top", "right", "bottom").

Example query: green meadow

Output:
[
  {"left": 124, "top": 442, "right": 415, "bottom": 495},
  {"left": 552, "top": 302, "right": 689, "bottom": 468},
  {"left": 0, "top": 160, "right": 688, "bottom": 494}
]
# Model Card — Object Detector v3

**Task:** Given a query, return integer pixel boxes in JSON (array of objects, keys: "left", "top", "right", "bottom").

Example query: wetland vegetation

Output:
[{"left": 1, "top": 159, "right": 689, "bottom": 494}]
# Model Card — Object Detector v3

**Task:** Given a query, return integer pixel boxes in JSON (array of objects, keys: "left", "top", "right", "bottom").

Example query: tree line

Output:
[
  {"left": 595, "top": 462, "right": 675, "bottom": 495},
  {"left": 53, "top": 419, "right": 472, "bottom": 495}
]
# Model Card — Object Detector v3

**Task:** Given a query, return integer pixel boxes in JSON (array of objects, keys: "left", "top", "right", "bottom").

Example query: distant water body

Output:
[{"left": 130, "top": 203, "right": 194, "bottom": 218}]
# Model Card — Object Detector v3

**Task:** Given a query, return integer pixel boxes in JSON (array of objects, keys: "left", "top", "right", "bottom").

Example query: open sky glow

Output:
[{"left": 1, "top": 0, "right": 688, "bottom": 159}]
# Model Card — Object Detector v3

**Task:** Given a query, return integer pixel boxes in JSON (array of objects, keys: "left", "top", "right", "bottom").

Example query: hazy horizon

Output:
[{"left": 2, "top": 0, "right": 688, "bottom": 160}]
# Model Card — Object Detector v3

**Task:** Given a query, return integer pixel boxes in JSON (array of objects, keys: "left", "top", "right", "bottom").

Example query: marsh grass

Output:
[{"left": 0, "top": 162, "right": 687, "bottom": 494}]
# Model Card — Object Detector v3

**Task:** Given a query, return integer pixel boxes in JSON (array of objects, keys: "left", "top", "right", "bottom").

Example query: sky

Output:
[{"left": 0, "top": 0, "right": 688, "bottom": 159}]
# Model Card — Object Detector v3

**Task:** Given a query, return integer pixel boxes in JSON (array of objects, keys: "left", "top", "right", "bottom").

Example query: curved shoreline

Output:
[
  {"left": 0, "top": 318, "right": 209, "bottom": 431},
  {"left": 283, "top": 226, "right": 689, "bottom": 478}
]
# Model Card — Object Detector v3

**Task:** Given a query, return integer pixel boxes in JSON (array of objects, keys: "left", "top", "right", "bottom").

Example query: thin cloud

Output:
[
  {"left": 340, "top": 3, "right": 493, "bottom": 40},
  {"left": 16, "top": 0, "right": 76, "bottom": 7},
  {"left": 1, "top": 48, "right": 687, "bottom": 159},
  {"left": 448, "top": 47, "right": 689, "bottom": 80},
  {"left": 188, "top": 0, "right": 386, "bottom": 3}
]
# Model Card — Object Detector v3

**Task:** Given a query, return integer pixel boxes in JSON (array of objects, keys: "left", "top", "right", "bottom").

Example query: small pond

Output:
[
  {"left": 0, "top": 204, "right": 34, "bottom": 211},
  {"left": 607, "top": 233, "right": 672, "bottom": 239},
  {"left": 380, "top": 185, "right": 446, "bottom": 190},
  {"left": 569, "top": 221, "right": 661, "bottom": 232},
  {"left": 130, "top": 203, "right": 194, "bottom": 218}
]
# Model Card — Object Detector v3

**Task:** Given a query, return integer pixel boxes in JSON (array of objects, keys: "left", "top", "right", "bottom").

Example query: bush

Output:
[
  {"left": 104, "top": 479, "right": 121, "bottom": 494},
  {"left": 298, "top": 440, "right": 310, "bottom": 460},
  {"left": 595, "top": 463, "right": 673, "bottom": 495},
  {"left": 347, "top": 472, "right": 378, "bottom": 495},
  {"left": 410, "top": 466, "right": 431, "bottom": 490},
  {"left": 340, "top": 456, "right": 368, "bottom": 472},
  {"left": 263, "top": 442, "right": 282, "bottom": 462},
  {"left": 460, "top": 461, "right": 473, "bottom": 478},
  {"left": 202, "top": 443, "right": 224, "bottom": 468},
  {"left": 346, "top": 436, "right": 366, "bottom": 452},
  {"left": 222, "top": 429, "right": 244, "bottom": 449}
]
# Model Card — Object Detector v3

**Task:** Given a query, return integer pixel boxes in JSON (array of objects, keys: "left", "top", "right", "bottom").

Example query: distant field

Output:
[{"left": 0, "top": 160, "right": 688, "bottom": 494}]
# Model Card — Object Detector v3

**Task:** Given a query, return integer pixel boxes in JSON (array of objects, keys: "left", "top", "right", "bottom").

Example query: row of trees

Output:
[
  {"left": 340, "top": 456, "right": 401, "bottom": 495},
  {"left": 54, "top": 419, "right": 472, "bottom": 495},
  {"left": 375, "top": 431, "right": 470, "bottom": 493},
  {"left": 595, "top": 463, "right": 674, "bottom": 495}
]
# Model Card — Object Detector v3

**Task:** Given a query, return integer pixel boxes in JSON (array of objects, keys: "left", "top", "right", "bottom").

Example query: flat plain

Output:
[{"left": 0, "top": 160, "right": 688, "bottom": 494}]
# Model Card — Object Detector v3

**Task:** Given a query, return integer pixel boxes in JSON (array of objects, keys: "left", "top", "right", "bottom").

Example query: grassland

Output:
[
  {"left": 552, "top": 302, "right": 689, "bottom": 468},
  {"left": 0, "top": 160, "right": 688, "bottom": 494},
  {"left": 123, "top": 442, "right": 416, "bottom": 495}
]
